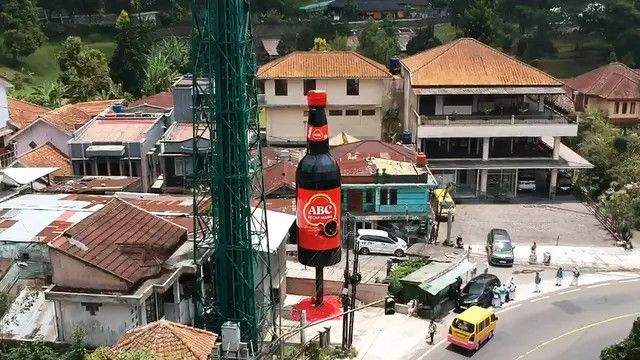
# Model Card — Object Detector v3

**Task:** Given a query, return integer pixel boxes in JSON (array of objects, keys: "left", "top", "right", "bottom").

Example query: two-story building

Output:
[
  {"left": 257, "top": 51, "right": 395, "bottom": 145},
  {"left": 69, "top": 112, "right": 170, "bottom": 192},
  {"left": 563, "top": 62, "right": 640, "bottom": 127},
  {"left": 401, "top": 38, "right": 592, "bottom": 199},
  {"left": 158, "top": 122, "right": 210, "bottom": 193}
]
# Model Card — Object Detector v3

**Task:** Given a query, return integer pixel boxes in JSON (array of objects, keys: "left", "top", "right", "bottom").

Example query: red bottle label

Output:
[
  {"left": 307, "top": 124, "right": 328, "bottom": 142},
  {"left": 297, "top": 187, "right": 341, "bottom": 251}
]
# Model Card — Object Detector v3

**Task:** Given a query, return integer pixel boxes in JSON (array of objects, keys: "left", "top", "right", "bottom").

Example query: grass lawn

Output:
[
  {"left": 434, "top": 23, "right": 457, "bottom": 43},
  {"left": 0, "top": 34, "right": 116, "bottom": 96}
]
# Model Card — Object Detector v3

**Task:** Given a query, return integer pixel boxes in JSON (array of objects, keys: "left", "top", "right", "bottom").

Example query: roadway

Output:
[{"left": 415, "top": 278, "right": 640, "bottom": 360}]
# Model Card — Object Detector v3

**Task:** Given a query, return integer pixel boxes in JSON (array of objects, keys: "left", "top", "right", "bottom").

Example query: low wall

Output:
[{"left": 286, "top": 277, "right": 387, "bottom": 306}]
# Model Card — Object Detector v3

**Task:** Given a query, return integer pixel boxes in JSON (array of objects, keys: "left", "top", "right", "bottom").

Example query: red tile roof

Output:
[
  {"left": 39, "top": 105, "right": 96, "bottom": 134},
  {"left": 402, "top": 38, "right": 563, "bottom": 87},
  {"left": 262, "top": 198, "right": 296, "bottom": 215},
  {"left": 42, "top": 176, "right": 141, "bottom": 193},
  {"left": 563, "top": 62, "right": 640, "bottom": 100},
  {"left": 7, "top": 98, "right": 49, "bottom": 129},
  {"left": 163, "top": 123, "right": 210, "bottom": 142},
  {"left": 262, "top": 160, "right": 297, "bottom": 196},
  {"left": 112, "top": 320, "right": 217, "bottom": 360},
  {"left": 72, "top": 99, "right": 123, "bottom": 116},
  {"left": 13, "top": 142, "right": 71, "bottom": 177},
  {"left": 76, "top": 118, "right": 157, "bottom": 142},
  {"left": 129, "top": 92, "right": 173, "bottom": 109},
  {"left": 257, "top": 51, "right": 392, "bottom": 79},
  {"left": 49, "top": 198, "right": 188, "bottom": 285}
]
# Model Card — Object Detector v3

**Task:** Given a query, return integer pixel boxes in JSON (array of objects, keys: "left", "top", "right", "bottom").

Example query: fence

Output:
[{"left": 577, "top": 190, "right": 627, "bottom": 244}]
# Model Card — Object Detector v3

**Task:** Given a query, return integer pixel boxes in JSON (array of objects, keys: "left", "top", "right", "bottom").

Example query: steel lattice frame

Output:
[{"left": 191, "top": 0, "right": 275, "bottom": 352}]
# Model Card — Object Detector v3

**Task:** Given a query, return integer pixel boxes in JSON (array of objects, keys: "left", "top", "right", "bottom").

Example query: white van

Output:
[{"left": 356, "top": 229, "right": 407, "bottom": 257}]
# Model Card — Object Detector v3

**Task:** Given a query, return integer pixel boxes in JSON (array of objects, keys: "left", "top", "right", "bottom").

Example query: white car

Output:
[
  {"left": 356, "top": 229, "right": 407, "bottom": 257},
  {"left": 517, "top": 175, "right": 537, "bottom": 191}
]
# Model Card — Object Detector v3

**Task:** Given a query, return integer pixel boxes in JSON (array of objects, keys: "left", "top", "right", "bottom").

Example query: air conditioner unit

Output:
[{"left": 221, "top": 321, "right": 241, "bottom": 353}]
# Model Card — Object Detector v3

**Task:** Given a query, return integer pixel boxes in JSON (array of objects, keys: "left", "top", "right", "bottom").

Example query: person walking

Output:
[
  {"left": 428, "top": 319, "right": 437, "bottom": 344},
  {"left": 499, "top": 283, "right": 508, "bottom": 305},
  {"left": 534, "top": 272, "right": 541, "bottom": 293},
  {"left": 571, "top": 267, "right": 580, "bottom": 286},
  {"left": 492, "top": 285, "right": 501, "bottom": 308},
  {"left": 555, "top": 267, "right": 564, "bottom": 286},
  {"left": 508, "top": 277, "right": 516, "bottom": 301}
]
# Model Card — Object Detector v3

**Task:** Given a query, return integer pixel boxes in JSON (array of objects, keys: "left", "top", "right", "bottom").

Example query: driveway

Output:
[{"left": 437, "top": 198, "right": 615, "bottom": 248}]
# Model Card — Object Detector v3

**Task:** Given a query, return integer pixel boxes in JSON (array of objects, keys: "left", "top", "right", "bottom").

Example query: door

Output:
[
  {"left": 374, "top": 236, "right": 394, "bottom": 254},
  {"left": 347, "top": 190, "right": 363, "bottom": 212}
]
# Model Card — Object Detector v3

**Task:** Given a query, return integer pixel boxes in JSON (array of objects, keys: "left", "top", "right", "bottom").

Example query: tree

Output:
[
  {"left": 110, "top": 11, "right": 155, "bottom": 97},
  {"left": 3, "top": 339, "right": 60, "bottom": 360},
  {"left": 296, "top": 14, "right": 349, "bottom": 51},
  {"left": 357, "top": 18, "right": 400, "bottom": 64},
  {"left": 0, "top": 0, "right": 44, "bottom": 62},
  {"left": 57, "top": 37, "right": 112, "bottom": 102},
  {"left": 88, "top": 347, "right": 158, "bottom": 360},
  {"left": 311, "top": 37, "right": 331, "bottom": 51},
  {"left": 341, "top": 0, "right": 361, "bottom": 21},
  {"left": 601, "top": 317, "right": 640, "bottom": 359},
  {"left": 143, "top": 51, "right": 178, "bottom": 95},
  {"left": 27, "top": 81, "right": 68, "bottom": 108},
  {"left": 329, "top": 36, "right": 350, "bottom": 51},
  {"left": 405, "top": 26, "right": 442, "bottom": 55},
  {"left": 458, "top": 0, "right": 502, "bottom": 44}
]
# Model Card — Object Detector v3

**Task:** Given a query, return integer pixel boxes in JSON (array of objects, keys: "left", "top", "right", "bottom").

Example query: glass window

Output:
[
  {"left": 346, "top": 79, "right": 359, "bottom": 96},
  {"left": 390, "top": 189, "right": 398, "bottom": 205},
  {"left": 274, "top": 79, "right": 287, "bottom": 96},
  {"left": 303, "top": 79, "right": 316, "bottom": 95},
  {"left": 362, "top": 109, "right": 376, "bottom": 116},
  {"left": 478, "top": 321, "right": 485, "bottom": 332},
  {"left": 329, "top": 110, "right": 343, "bottom": 116},
  {"left": 622, "top": 102, "right": 628, "bottom": 114},
  {"left": 365, "top": 190, "right": 373, "bottom": 203},
  {"left": 145, "top": 295, "right": 157, "bottom": 323},
  {"left": 452, "top": 319, "right": 474, "bottom": 333},
  {"left": 175, "top": 159, "right": 184, "bottom": 176},
  {"left": 380, "top": 189, "right": 388, "bottom": 204},
  {"left": 615, "top": 102, "right": 620, "bottom": 114},
  {"left": 345, "top": 109, "right": 359, "bottom": 116},
  {"left": 257, "top": 80, "right": 265, "bottom": 94},
  {"left": 631, "top": 102, "right": 637, "bottom": 114},
  {"left": 484, "top": 318, "right": 490, "bottom": 328}
]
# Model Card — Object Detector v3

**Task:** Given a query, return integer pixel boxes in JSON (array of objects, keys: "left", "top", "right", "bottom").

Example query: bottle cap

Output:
[{"left": 307, "top": 90, "right": 327, "bottom": 107}]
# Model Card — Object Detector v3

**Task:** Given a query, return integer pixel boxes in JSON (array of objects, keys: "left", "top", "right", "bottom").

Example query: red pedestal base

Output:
[{"left": 291, "top": 296, "right": 342, "bottom": 322}]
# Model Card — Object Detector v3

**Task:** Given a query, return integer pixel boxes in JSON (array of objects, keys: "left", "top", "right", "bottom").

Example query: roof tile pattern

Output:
[
  {"left": 257, "top": 51, "right": 392, "bottom": 79},
  {"left": 402, "top": 38, "right": 563, "bottom": 87},
  {"left": 330, "top": 140, "right": 416, "bottom": 162},
  {"left": 49, "top": 198, "right": 187, "bottom": 284},
  {"left": 112, "top": 320, "right": 217, "bottom": 360},
  {"left": 129, "top": 92, "right": 173, "bottom": 109},
  {"left": 14, "top": 142, "right": 71, "bottom": 177},
  {"left": 563, "top": 62, "right": 640, "bottom": 100},
  {"left": 76, "top": 118, "right": 156, "bottom": 142},
  {"left": 262, "top": 160, "right": 297, "bottom": 196},
  {"left": 7, "top": 98, "right": 49, "bottom": 129}
]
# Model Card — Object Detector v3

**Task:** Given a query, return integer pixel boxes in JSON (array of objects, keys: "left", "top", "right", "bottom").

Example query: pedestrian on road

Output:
[
  {"left": 484, "top": 261, "right": 489, "bottom": 274},
  {"left": 534, "top": 272, "right": 541, "bottom": 293},
  {"left": 492, "top": 285, "right": 501, "bottom": 307},
  {"left": 407, "top": 299, "right": 418, "bottom": 317},
  {"left": 555, "top": 267, "right": 564, "bottom": 286},
  {"left": 508, "top": 276, "right": 516, "bottom": 301},
  {"left": 428, "top": 319, "right": 437, "bottom": 344},
  {"left": 571, "top": 267, "right": 580, "bottom": 286},
  {"left": 499, "top": 283, "right": 507, "bottom": 304},
  {"left": 454, "top": 276, "right": 463, "bottom": 310},
  {"left": 531, "top": 241, "right": 537, "bottom": 253}
]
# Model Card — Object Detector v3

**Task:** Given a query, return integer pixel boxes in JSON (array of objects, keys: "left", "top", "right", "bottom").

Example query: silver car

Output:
[{"left": 486, "top": 228, "right": 514, "bottom": 266}]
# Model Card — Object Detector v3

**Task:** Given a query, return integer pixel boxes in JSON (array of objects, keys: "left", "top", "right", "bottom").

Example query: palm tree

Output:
[
  {"left": 28, "top": 81, "right": 68, "bottom": 108},
  {"left": 143, "top": 51, "right": 178, "bottom": 96}
]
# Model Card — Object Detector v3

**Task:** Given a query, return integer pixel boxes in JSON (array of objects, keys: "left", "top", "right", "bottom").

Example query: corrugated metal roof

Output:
[{"left": 563, "top": 62, "right": 640, "bottom": 100}]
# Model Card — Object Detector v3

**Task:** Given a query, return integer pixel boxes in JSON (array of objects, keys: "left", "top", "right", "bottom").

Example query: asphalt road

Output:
[{"left": 417, "top": 279, "right": 640, "bottom": 360}]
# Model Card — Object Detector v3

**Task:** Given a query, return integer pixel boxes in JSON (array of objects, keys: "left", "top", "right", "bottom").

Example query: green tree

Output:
[
  {"left": 357, "top": 18, "right": 400, "bottom": 64},
  {"left": 341, "top": 0, "right": 361, "bottom": 21},
  {"left": 151, "top": 37, "right": 190, "bottom": 73},
  {"left": 601, "top": 317, "right": 640, "bottom": 359},
  {"left": 110, "top": 11, "right": 155, "bottom": 97},
  {"left": 27, "top": 81, "right": 68, "bottom": 108},
  {"left": 0, "top": 0, "right": 44, "bottom": 62},
  {"left": 329, "top": 36, "right": 350, "bottom": 51},
  {"left": 57, "top": 37, "right": 112, "bottom": 102},
  {"left": 405, "top": 26, "right": 442, "bottom": 55},
  {"left": 88, "top": 347, "right": 159, "bottom": 360},
  {"left": 458, "top": 0, "right": 502, "bottom": 44},
  {"left": 296, "top": 14, "right": 349, "bottom": 51},
  {"left": 143, "top": 51, "right": 178, "bottom": 95},
  {"left": 4, "top": 339, "right": 60, "bottom": 360},
  {"left": 311, "top": 37, "right": 331, "bottom": 51}
]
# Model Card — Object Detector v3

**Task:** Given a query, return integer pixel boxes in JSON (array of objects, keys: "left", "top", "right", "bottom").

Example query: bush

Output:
[{"left": 388, "top": 260, "right": 427, "bottom": 298}]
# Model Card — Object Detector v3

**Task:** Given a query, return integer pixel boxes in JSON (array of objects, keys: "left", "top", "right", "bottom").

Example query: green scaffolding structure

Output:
[{"left": 190, "top": 0, "right": 275, "bottom": 352}]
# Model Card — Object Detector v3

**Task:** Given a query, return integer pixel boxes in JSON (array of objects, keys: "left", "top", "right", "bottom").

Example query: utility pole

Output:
[
  {"left": 341, "top": 213, "right": 351, "bottom": 349},
  {"left": 347, "top": 222, "right": 361, "bottom": 349}
]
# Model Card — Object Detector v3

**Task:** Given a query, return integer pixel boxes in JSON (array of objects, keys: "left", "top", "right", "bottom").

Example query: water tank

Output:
[
  {"left": 389, "top": 57, "right": 401, "bottom": 75},
  {"left": 112, "top": 103, "right": 124, "bottom": 113},
  {"left": 416, "top": 152, "right": 427, "bottom": 166},
  {"left": 401, "top": 129, "right": 412, "bottom": 145},
  {"left": 220, "top": 321, "right": 241, "bottom": 352}
]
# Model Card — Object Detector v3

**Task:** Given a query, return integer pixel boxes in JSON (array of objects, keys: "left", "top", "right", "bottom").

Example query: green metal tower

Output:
[{"left": 190, "top": 0, "right": 275, "bottom": 353}]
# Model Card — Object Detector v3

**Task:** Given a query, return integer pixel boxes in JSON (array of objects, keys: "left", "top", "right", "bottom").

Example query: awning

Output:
[
  {"left": 413, "top": 87, "right": 566, "bottom": 95},
  {"left": 85, "top": 145, "right": 125, "bottom": 157},
  {"left": 419, "top": 259, "right": 476, "bottom": 296},
  {"left": 1, "top": 167, "right": 58, "bottom": 186}
]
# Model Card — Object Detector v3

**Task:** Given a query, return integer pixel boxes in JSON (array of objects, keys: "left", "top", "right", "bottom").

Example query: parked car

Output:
[
  {"left": 486, "top": 229, "right": 515, "bottom": 266},
  {"left": 556, "top": 176, "right": 572, "bottom": 194},
  {"left": 517, "top": 174, "right": 537, "bottom": 191},
  {"left": 356, "top": 229, "right": 407, "bottom": 257},
  {"left": 459, "top": 274, "right": 501, "bottom": 308}
]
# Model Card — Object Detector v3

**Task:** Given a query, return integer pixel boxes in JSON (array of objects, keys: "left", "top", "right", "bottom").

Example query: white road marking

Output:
[
  {"left": 530, "top": 295, "right": 549, "bottom": 303},
  {"left": 417, "top": 338, "right": 448, "bottom": 360},
  {"left": 587, "top": 282, "right": 611, "bottom": 289},
  {"left": 619, "top": 278, "right": 640, "bottom": 284},
  {"left": 558, "top": 288, "right": 581, "bottom": 295},
  {"left": 496, "top": 303, "right": 522, "bottom": 314}
]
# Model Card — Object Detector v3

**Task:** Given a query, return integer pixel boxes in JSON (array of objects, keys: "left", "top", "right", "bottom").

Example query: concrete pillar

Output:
[
  {"left": 482, "top": 137, "right": 490, "bottom": 161},
  {"left": 173, "top": 279, "right": 181, "bottom": 322},
  {"left": 479, "top": 169, "right": 488, "bottom": 198},
  {"left": 552, "top": 136, "right": 561, "bottom": 160},
  {"left": 538, "top": 95, "right": 545, "bottom": 112},
  {"left": 402, "top": 73, "right": 411, "bottom": 130},
  {"left": 549, "top": 169, "right": 558, "bottom": 199}
]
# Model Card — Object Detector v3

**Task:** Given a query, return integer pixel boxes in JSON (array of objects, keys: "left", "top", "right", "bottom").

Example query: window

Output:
[
  {"left": 362, "top": 109, "right": 376, "bottom": 116},
  {"left": 175, "top": 158, "right": 193, "bottom": 176},
  {"left": 346, "top": 79, "right": 359, "bottom": 96},
  {"left": 145, "top": 295, "right": 157, "bottom": 323},
  {"left": 257, "top": 80, "right": 265, "bottom": 94},
  {"left": 345, "top": 109, "right": 359, "bottom": 116},
  {"left": 109, "top": 160, "right": 121, "bottom": 176},
  {"left": 29, "top": 141, "right": 37, "bottom": 149},
  {"left": 631, "top": 102, "right": 637, "bottom": 114},
  {"left": 389, "top": 189, "right": 397, "bottom": 205},
  {"left": 443, "top": 95, "right": 473, "bottom": 106},
  {"left": 380, "top": 189, "right": 388, "bottom": 204},
  {"left": 622, "top": 102, "right": 628, "bottom": 114},
  {"left": 615, "top": 102, "right": 620, "bottom": 114},
  {"left": 478, "top": 321, "right": 485, "bottom": 332},
  {"left": 379, "top": 189, "right": 398, "bottom": 205},
  {"left": 365, "top": 190, "right": 373, "bottom": 203},
  {"left": 329, "top": 110, "right": 343, "bottom": 116},
  {"left": 274, "top": 79, "right": 287, "bottom": 96},
  {"left": 303, "top": 79, "right": 316, "bottom": 95}
]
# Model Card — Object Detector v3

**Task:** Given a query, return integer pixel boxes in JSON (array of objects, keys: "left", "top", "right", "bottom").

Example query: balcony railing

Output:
[{"left": 418, "top": 106, "right": 577, "bottom": 126}]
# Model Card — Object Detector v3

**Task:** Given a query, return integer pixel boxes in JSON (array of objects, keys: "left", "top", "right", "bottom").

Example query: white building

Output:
[
  {"left": 401, "top": 38, "right": 592, "bottom": 198},
  {"left": 257, "top": 51, "right": 395, "bottom": 145}
]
